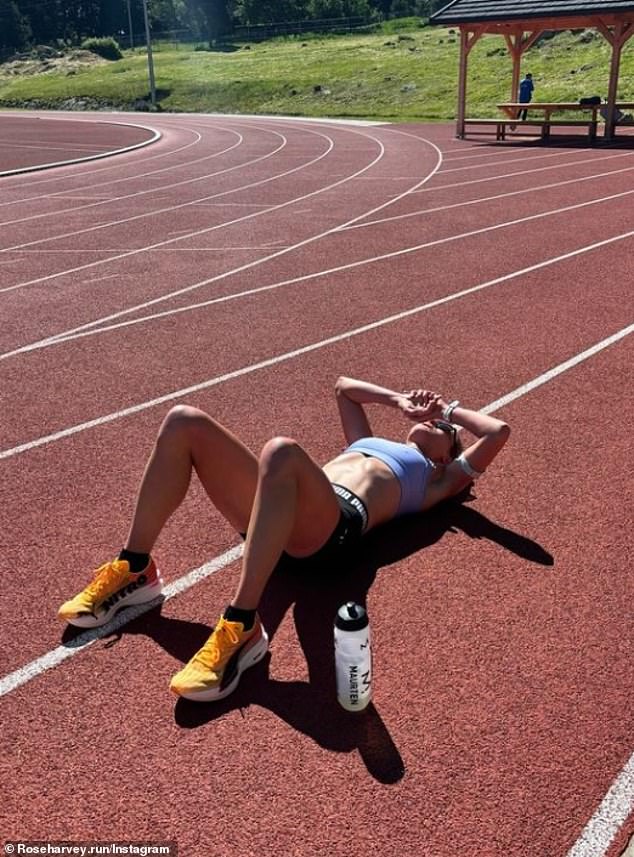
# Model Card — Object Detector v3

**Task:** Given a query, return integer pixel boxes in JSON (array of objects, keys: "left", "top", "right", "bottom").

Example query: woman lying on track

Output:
[{"left": 58, "top": 376, "right": 510, "bottom": 702}]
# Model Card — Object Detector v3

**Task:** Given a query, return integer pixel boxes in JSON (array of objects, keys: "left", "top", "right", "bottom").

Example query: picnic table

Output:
[
  {"left": 498, "top": 101, "right": 601, "bottom": 122},
  {"left": 460, "top": 101, "right": 634, "bottom": 141},
  {"left": 497, "top": 102, "right": 601, "bottom": 140}
]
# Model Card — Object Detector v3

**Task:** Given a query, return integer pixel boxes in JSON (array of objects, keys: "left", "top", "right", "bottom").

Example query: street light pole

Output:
[
  {"left": 126, "top": 0, "right": 134, "bottom": 50},
  {"left": 141, "top": 0, "right": 157, "bottom": 107}
]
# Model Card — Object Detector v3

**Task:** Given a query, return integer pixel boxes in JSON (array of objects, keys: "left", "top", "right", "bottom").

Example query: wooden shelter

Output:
[{"left": 430, "top": 0, "right": 634, "bottom": 139}]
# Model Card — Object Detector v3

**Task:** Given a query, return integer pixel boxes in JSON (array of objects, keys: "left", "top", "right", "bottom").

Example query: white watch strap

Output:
[
  {"left": 457, "top": 453, "right": 482, "bottom": 479},
  {"left": 443, "top": 399, "right": 459, "bottom": 422}
]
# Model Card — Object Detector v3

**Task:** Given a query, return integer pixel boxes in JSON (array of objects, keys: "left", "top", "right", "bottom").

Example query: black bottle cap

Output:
[{"left": 335, "top": 601, "right": 369, "bottom": 632}]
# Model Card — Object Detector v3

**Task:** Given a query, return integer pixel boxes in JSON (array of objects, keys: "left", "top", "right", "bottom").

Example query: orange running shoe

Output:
[
  {"left": 170, "top": 615, "right": 268, "bottom": 701},
  {"left": 58, "top": 558, "right": 163, "bottom": 628}
]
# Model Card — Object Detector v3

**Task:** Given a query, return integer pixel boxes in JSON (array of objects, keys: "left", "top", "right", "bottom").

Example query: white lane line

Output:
[
  {"left": 2, "top": 230, "right": 633, "bottom": 457},
  {"left": 413, "top": 150, "right": 634, "bottom": 195},
  {"left": 340, "top": 161, "right": 634, "bottom": 232},
  {"left": 0, "top": 121, "right": 435, "bottom": 295},
  {"left": 0, "top": 110, "right": 335, "bottom": 199},
  {"left": 565, "top": 751, "right": 634, "bottom": 857},
  {"left": 0, "top": 122, "right": 314, "bottom": 229},
  {"left": 1, "top": 323, "right": 632, "bottom": 699},
  {"left": 4, "top": 186, "right": 632, "bottom": 362},
  {"left": 0, "top": 136, "right": 441, "bottom": 354},
  {"left": 0, "top": 545, "right": 244, "bottom": 698},
  {"left": 0, "top": 126, "right": 232, "bottom": 216},
  {"left": 439, "top": 147, "right": 589, "bottom": 174},
  {"left": 0, "top": 124, "right": 204, "bottom": 202},
  {"left": 481, "top": 322, "right": 634, "bottom": 414},
  {"left": 441, "top": 145, "right": 574, "bottom": 162},
  {"left": 7, "top": 245, "right": 288, "bottom": 253},
  {"left": 0, "top": 142, "right": 114, "bottom": 153},
  {"left": 0, "top": 129, "right": 354, "bottom": 293},
  {"left": 440, "top": 143, "right": 628, "bottom": 164},
  {"left": 0, "top": 120, "right": 162, "bottom": 178},
  {"left": 0, "top": 117, "right": 378, "bottom": 240},
  {"left": 0, "top": 129, "right": 285, "bottom": 240}
]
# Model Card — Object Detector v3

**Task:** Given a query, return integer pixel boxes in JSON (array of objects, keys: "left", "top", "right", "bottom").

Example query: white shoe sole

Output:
[
  {"left": 65, "top": 573, "right": 164, "bottom": 629},
  {"left": 176, "top": 628, "right": 269, "bottom": 702}
]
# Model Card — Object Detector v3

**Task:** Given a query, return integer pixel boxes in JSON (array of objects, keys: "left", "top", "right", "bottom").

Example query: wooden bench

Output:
[
  {"left": 462, "top": 117, "right": 597, "bottom": 141},
  {"left": 462, "top": 118, "right": 542, "bottom": 140}
]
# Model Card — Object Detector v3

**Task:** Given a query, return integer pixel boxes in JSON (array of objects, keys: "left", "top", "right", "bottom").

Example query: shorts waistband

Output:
[{"left": 331, "top": 483, "right": 369, "bottom": 532}]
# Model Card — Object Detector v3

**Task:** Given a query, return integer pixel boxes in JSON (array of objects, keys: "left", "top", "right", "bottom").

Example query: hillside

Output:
[{"left": 0, "top": 22, "right": 632, "bottom": 121}]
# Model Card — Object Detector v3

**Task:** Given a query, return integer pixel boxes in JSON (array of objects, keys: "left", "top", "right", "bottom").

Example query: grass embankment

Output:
[{"left": 0, "top": 21, "right": 632, "bottom": 121}]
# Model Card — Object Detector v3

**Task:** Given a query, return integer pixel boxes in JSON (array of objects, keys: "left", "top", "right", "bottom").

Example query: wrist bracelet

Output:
[{"left": 442, "top": 400, "right": 459, "bottom": 422}]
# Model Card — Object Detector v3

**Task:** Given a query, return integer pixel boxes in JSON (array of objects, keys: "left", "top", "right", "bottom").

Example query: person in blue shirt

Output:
[{"left": 518, "top": 73, "right": 534, "bottom": 120}]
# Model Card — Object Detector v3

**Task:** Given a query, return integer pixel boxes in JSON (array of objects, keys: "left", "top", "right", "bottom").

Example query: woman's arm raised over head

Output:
[
  {"left": 425, "top": 397, "right": 510, "bottom": 506},
  {"left": 335, "top": 376, "right": 414, "bottom": 444}
]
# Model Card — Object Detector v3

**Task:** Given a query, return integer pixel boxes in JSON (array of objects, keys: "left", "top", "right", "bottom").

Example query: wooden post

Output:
[
  {"left": 502, "top": 28, "right": 542, "bottom": 117},
  {"left": 606, "top": 21, "right": 623, "bottom": 140},
  {"left": 504, "top": 30, "right": 522, "bottom": 103},
  {"left": 596, "top": 19, "right": 634, "bottom": 140},
  {"left": 456, "top": 27, "right": 484, "bottom": 138}
]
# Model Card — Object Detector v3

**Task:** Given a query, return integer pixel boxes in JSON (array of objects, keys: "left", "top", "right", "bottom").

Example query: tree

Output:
[
  {"left": 237, "top": 0, "right": 310, "bottom": 25},
  {"left": 0, "top": 0, "right": 31, "bottom": 55},
  {"left": 309, "top": 0, "right": 375, "bottom": 18},
  {"left": 191, "top": 0, "right": 232, "bottom": 43}
]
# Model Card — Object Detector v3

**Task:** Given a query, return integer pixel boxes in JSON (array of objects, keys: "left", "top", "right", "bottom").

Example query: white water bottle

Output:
[{"left": 334, "top": 601, "right": 372, "bottom": 712}]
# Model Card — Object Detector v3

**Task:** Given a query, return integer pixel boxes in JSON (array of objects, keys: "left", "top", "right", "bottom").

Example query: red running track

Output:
[
  {"left": 0, "top": 111, "right": 633, "bottom": 857},
  {"left": 0, "top": 112, "right": 158, "bottom": 174}
]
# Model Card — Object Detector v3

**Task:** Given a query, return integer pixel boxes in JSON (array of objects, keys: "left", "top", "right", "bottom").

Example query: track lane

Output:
[
  {"left": 2, "top": 175, "right": 633, "bottom": 445},
  {"left": 1, "top": 235, "right": 633, "bottom": 658},
  {"left": 0, "top": 335, "right": 631, "bottom": 857},
  {"left": 0, "top": 129, "right": 438, "bottom": 350},
  {"left": 4, "top": 143, "right": 631, "bottom": 353},
  {"left": 1, "top": 118, "right": 633, "bottom": 857},
  {"left": 0, "top": 113, "right": 158, "bottom": 175},
  {"left": 0, "top": 124, "right": 246, "bottom": 223}
]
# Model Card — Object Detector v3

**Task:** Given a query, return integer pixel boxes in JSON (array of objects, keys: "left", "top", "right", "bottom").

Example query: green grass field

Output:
[{"left": 1, "top": 21, "right": 632, "bottom": 121}]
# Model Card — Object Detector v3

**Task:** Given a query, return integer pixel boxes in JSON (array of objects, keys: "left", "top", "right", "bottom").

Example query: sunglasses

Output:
[{"left": 434, "top": 419, "right": 459, "bottom": 459}]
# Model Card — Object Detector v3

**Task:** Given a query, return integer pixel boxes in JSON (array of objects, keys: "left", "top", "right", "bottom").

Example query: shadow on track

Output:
[
  {"left": 61, "top": 498, "right": 553, "bottom": 784},
  {"left": 467, "top": 134, "right": 634, "bottom": 151}
]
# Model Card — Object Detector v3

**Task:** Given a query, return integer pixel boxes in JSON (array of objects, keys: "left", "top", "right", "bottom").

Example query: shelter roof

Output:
[{"left": 431, "top": 0, "right": 634, "bottom": 25}]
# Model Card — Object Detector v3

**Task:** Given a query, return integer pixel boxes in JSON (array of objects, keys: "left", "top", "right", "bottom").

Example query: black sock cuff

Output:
[
  {"left": 223, "top": 605, "right": 256, "bottom": 631},
  {"left": 118, "top": 548, "right": 150, "bottom": 574}
]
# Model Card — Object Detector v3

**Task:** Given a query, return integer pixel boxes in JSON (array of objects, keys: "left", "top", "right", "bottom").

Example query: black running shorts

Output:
[{"left": 240, "top": 483, "right": 368, "bottom": 568}]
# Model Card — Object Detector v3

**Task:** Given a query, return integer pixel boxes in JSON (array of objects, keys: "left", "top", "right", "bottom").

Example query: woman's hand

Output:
[{"left": 398, "top": 389, "right": 444, "bottom": 421}]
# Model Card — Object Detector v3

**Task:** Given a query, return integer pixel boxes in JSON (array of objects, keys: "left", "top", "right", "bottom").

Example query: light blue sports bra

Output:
[{"left": 344, "top": 437, "right": 434, "bottom": 516}]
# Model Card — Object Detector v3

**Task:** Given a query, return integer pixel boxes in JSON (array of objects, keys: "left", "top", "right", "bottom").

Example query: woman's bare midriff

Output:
[{"left": 322, "top": 451, "right": 401, "bottom": 530}]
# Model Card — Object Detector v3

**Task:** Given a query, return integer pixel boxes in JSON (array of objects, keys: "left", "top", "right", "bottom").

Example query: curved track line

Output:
[
  {"left": 0, "top": 122, "right": 373, "bottom": 292},
  {"left": 414, "top": 150, "right": 634, "bottom": 195},
  {"left": 0, "top": 130, "right": 335, "bottom": 294},
  {"left": 1, "top": 322, "right": 632, "bottom": 695},
  {"left": 4, "top": 175, "right": 631, "bottom": 361},
  {"left": 0, "top": 121, "right": 207, "bottom": 198},
  {"left": 0, "top": 125, "right": 244, "bottom": 220},
  {"left": 439, "top": 147, "right": 591, "bottom": 174},
  {"left": 0, "top": 114, "right": 326, "bottom": 208},
  {"left": 2, "top": 227, "right": 632, "bottom": 455},
  {"left": 0, "top": 117, "right": 161, "bottom": 177},
  {"left": 0, "top": 122, "right": 432, "bottom": 302},
  {"left": 1, "top": 131, "right": 441, "bottom": 353},
  {"left": 0, "top": 122, "right": 305, "bottom": 228},
  {"left": 0, "top": 128, "right": 290, "bottom": 244},
  {"left": 341, "top": 161, "right": 634, "bottom": 232}
]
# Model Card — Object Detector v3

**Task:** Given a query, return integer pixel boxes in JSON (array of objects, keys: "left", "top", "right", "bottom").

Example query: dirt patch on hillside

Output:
[{"left": 0, "top": 46, "right": 108, "bottom": 79}]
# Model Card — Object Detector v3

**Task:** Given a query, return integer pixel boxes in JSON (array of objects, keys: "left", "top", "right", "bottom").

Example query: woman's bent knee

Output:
[
  {"left": 259, "top": 436, "right": 301, "bottom": 477},
  {"left": 158, "top": 405, "right": 209, "bottom": 443}
]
